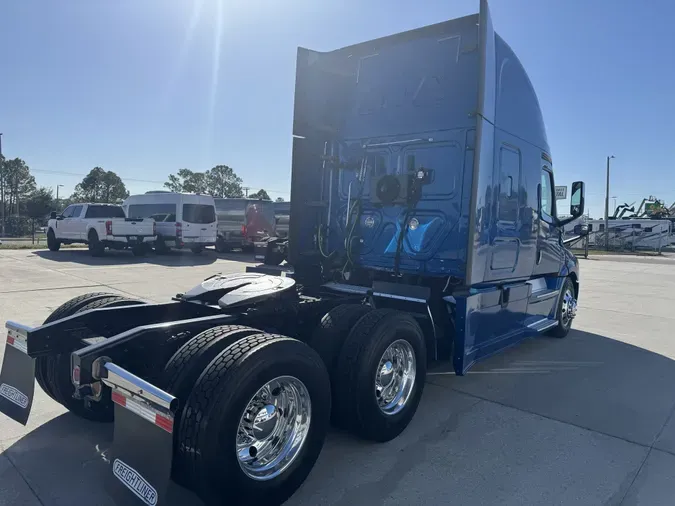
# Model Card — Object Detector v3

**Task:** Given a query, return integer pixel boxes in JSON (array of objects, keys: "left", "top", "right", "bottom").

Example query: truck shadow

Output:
[
  {"left": 32, "top": 249, "right": 220, "bottom": 267},
  {"left": 3, "top": 329, "right": 675, "bottom": 506}
]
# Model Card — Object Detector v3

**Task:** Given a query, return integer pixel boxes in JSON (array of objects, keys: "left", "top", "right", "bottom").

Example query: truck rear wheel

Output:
[
  {"left": 47, "top": 229, "right": 60, "bottom": 251},
  {"left": 161, "top": 325, "right": 261, "bottom": 485},
  {"left": 88, "top": 230, "right": 105, "bottom": 257},
  {"left": 309, "top": 304, "right": 371, "bottom": 421},
  {"left": 37, "top": 292, "right": 118, "bottom": 400},
  {"left": 177, "top": 333, "right": 330, "bottom": 505},
  {"left": 39, "top": 294, "right": 145, "bottom": 422},
  {"left": 334, "top": 309, "right": 427, "bottom": 442}
]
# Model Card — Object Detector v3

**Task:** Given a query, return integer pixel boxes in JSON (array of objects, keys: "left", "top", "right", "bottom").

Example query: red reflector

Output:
[
  {"left": 111, "top": 391, "right": 126, "bottom": 407},
  {"left": 155, "top": 414, "right": 174, "bottom": 433},
  {"left": 7, "top": 336, "right": 15, "bottom": 346}
]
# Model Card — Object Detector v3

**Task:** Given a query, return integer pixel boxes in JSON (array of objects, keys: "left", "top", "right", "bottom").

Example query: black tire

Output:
[
  {"left": 155, "top": 239, "right": 170, "bottom": 255},
  {"left": 548, "top": 277, "right": 576, "bottom": 338},
  {"left": 178, "top": 333, "right": 331, "bottom": 506},
  {"left": 42, "top": 295, "right": 145, "bottom": 422},
  {"left": 47, "top": 229, "right": 60, "bottom": 251},
  {"left": 215, "top": 238, "right": 230, "bottom": 253},
  {"left": 131, "top": 244, "right": 148, "bottom": 256},
  {"left": 264, "top": 248, "right": 286, "bottom": 266},
  {"left": 88, "top": 230, "right": 105, "bottom": 257},
  {"left": 161, "top": 325, "right": 261, "bottom": 486},
  {"left": 334, "top": 309, "right": 427, "bottom": 442},
  {"left": 37, "top": 292, "right": 117, "bottom": 400},
  {"left": 309, "top": 304, "right": 371, "bottom": 421}
]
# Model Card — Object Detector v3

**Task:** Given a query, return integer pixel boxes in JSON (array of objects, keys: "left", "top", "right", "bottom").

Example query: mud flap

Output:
[
  {"left": 101, "top": 362, "right": 177, "bottom": 506},
  {"left": 0, "top": 322, "right": 36, "bottom": 425}
]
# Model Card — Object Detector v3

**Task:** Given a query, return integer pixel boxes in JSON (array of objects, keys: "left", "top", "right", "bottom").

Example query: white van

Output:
[{"left": 122, "top": 191, "right": 217, "bottom": 254}]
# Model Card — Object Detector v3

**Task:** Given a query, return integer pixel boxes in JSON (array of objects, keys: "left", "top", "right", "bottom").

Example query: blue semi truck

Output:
[{"left": 0, "top": 2, "right": 585, "bottom": 505}]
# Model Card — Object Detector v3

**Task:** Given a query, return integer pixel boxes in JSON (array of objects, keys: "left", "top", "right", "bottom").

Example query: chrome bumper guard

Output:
[{"left": 6, "top": 321, "right": 31, "bottom": 354}]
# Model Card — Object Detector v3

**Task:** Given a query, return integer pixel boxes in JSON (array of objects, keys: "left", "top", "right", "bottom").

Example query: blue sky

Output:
[{"left": 1, "top": 0, "right": 674, "bottom": 218}]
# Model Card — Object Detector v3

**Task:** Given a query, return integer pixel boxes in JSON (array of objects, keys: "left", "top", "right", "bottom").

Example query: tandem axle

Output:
[{"left": 0, "top": 268, "right": 577, "bottom": 505}]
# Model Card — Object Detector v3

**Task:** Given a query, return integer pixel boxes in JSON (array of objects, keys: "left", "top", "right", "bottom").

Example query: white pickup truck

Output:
[{"left": 46, "top": 203, "right": 156, "bottom": 256}]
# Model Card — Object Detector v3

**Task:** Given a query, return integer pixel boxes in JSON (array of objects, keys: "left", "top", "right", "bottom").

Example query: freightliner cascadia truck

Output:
[{"left": 0, "top": 1, "right": 585, "bottom": 504}]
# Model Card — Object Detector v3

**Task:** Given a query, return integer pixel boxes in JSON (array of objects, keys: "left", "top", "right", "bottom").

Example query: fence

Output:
[{"left": 0, "top": 216, "right": 48, "bottom": 244}]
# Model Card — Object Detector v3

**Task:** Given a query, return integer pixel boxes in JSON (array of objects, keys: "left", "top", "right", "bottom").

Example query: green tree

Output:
[
  {"left": 72, "top": 167, "right": 129, "bottom": 203},
  {"left": 249, "top": 189, "right": 271, "bottom": 200},
  {"left": 275, "top": 197, "right": 285, "bottom": 202},
  {"left": 164, "top": 168, "right": 208, "bottom": 194},
  {"left": 25, "top": 187, "right": 55, "bottom": 220},
  {"left": 204, "top": 165, "right": 244, "bottom": 197},
  {"left": 165, "top": 166, "right": 244, "bottom": 197},
  {"left": 0, "top": 157, "right": 36, "bottom": 216}
]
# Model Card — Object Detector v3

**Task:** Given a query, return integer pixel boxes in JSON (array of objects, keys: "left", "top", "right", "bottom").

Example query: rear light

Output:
[
  {"left": 105, "top": 220, "right": 113, "bottom": 235},
  {"left": 111, "top": 390, "right": 174, "bottom": 434},
  {"left": 72, "top": 365, "right": 81, "bottom": 386},
  {"left": 176, "top": 222, "right": 182, "bottom": 240},
  {"left": 242, "top": 224, "right": 247, "bottom": 236}
]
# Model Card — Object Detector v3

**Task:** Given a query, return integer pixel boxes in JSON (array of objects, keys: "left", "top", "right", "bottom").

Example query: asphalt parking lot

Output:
[{"left": 1, "top": 248, "right": 675, "bottom": 506}]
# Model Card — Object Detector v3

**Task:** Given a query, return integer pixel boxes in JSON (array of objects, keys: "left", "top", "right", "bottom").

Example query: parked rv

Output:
[
  {"left": 587, "top": 219, "right": 671, "bottom": 251},
  {"left": 563, "top": 216, "right": 673, "bottom": 251}
]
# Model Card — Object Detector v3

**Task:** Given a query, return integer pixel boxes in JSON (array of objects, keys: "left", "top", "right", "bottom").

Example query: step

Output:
[{"left": 526, "top": 316, "right": 558, "bottom": 333}]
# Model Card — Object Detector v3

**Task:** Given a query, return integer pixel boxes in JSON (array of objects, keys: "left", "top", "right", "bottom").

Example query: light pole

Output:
[
  {"left": 604, "top": 155, "right": 615, "bottom": 249},
  {"left": 0, "top": 133, "right": 4, "bottom": 236},
  {"left": 56, "top": 184, "right": 64, "bottom": 210}
]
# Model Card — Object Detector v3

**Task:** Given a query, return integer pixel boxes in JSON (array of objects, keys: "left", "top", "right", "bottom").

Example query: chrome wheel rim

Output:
[
  {"left": 561, "top": 288, "right": 577, "bottom": 327},
  {"left": 236, "top": 376, "right": 311, "bottom": 481},
  {"left": 375, "top": 339, "right": 416, "bottom": 416}
]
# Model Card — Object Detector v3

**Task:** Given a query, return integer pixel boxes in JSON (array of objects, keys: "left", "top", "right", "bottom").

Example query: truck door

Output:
[
  {"left": 61, "top": 204, "right": 83, "bottom": 240},
  {"left": 54, "top": 205, "right": 74, "bottom": 239},
  {"left": 533, "top": 167, "right": 563, "bottom": 275},
  {"left": 69, "top": 205, "right": 85, "bottom": 240}
]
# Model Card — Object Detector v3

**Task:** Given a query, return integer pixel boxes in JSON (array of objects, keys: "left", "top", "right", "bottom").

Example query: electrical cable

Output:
[
  {"left": 342, "top": 158, "right": 368, "bottom": 274},
  {"left": 393, "top": 171, "right": 425, "bottom": 276}
]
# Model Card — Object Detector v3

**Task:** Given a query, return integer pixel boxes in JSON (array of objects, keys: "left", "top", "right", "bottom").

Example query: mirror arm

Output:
[{"left": 556, "top": 215, "right": 576, "bottom": 227}]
